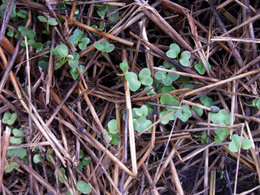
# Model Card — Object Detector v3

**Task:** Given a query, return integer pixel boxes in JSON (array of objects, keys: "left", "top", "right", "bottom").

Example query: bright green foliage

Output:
[
  {"left": 214, "top": 129, "right": 230, "bottom": 145},
  {"left": 52, "top": 44, "right": 68, "bottom": 59},
  {"left": 119, "top": 60, "right": 128, "bottom": 73},
  {"left": 200, "top": 95, "right": 213, "bottom": 107},
  {"left": 77, "top": 156, "right": 91, "bottom": 171},
  {"left": 158, "top": 85, "right": 175, "bottom": 93},
  {"left": 38, "top": 16, "right": 58, "bottom": 34},
  {"left": 180, "top": 83, "right": 194, "bottom": 90},
  {"left": 210, "top": 109, "right": 233, "bottom": 126},
  {"left": 108, "top": 119, "right": 118, "bottom": 134},
  {"left": 94, "top": 41, "right": 115, "bottom": 54},
  {"left": 69, "top": 29, "right": 90, "bottom": 51},
  {"left": 13, "top": 128, "right": 24, "bottom": 136},
  {"left": 125, "top": 72, "right": 141, "bottom": 92},
  {"left": 228, "top": 134, "right": 252, "bottom": 152},
  {"left": 179, "top": 51, "right": 191, "bottom": 67},
  {"left": 3, "top": 112, "right": 18, "bottom": 125},
  {"left": 159, "top": 110, "right": 175, "bottom": 125},
  {"left": 178, "top": 105, "right": 192, "bottom": 122},
  {"left": 144, "top": 86, "right": 156, "bottom": 96},
  {"left": 33, "top": 154, "right": 42, "bottom": 164},
  {"left": 166, "top": 43, "right": 180, "bottom": 59},
  {"left": 10, "top": 137, "right": 23, "bottom": 145},
  {"left": 5, "top": 162, "right": 20, "bottom": 173},
  {"left": 16, "top": 9, "right": 27, "bottom": 19},
  {"left": 19, "top": 27, "right": 36, "bottom": 39},
  {"left": 160, "top": 94, "right": 180, "bottom": 110},
  {"left": 252, "top": 98, "right": 260, "bottom": 109},
  {"left": 70, "top": 65, "right": 85, "bottom": 80},
  {"left": 139, "top": 68, "right": 153, "bottom": 86},
  {"left": 192, "top": 105, "right": 203, "bottom": 117},
  {"left": 155, "top": 66, "right": 179, "bottom": 86},
  {"left": 132, "top": 105, "right": 152, "bottom": 133},
  {"left": 8, "top": 148, "right": 27, "bottom": 159},
  {"left": 68, "top": 53, "right": 80, "bottom": 68},
  {"left": 77, "top": 181, "right": 92, "bottom": 194},
  {"left": 195, "top": 60, "right": 211, "bottom": 75}
]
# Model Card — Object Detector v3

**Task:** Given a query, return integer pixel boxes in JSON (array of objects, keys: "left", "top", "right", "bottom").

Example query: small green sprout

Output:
[
  {"left": 38, "top": 16, "right": 58, "bottom": 34},
  {"left": 139, "top": 68, "right": 153, "bottom": 86},
  {"left": 16, "top": 9, "right": 27, "bottom": 19},
  {"left": 33, "top": 154, "right": 42, "bottom": 164},
  {"left": 180, "top": 83, "right": 194, "bottom": 90},
  {"left": 77, "top": 181, "right": 92, "bottom": 194},
  {"left": 77, "top": 156, "right": 91, "bottom": 171},
  {"left": 5, "top": 162, "right": 20, "bottom": 173},
  {"left": 159, "top": 110, "right": 175, "bottom": 125},
  {"left": 3, "top": 112, "right": 18, "bottom": 125},
  {"left": 106, "top": 119, "right": 119, "bottom": 145},
  {"left": 19, "top": 26, "right": 35, "bottom": 40},
  {"left": 94, "top": 41, "right": 115, "bottom": 54},
  {"left": 95, "top": 4, "right": 108, "bottom": 18},
  {"left": 179, "top": 51, "right": 191, "bottom": 67},
  {"left": 10, "top": 128, "right": 24, "bottom": 145},
  {"left": 192, "top": 104, "right": 203, "bottom": 117},
  {"left": 252, "top": 98, "right": 260, "bottom": 109},
  {"left": 228, "top": 134, "right": 252, "bottom": 153},
  {"left": 155, "top": 66, "right": 179, "bottom": 86},
  {"left": 166, "top": 43, "right": 180, "bottom": 59},
  {"left": 132, "top": 105, "right": 152, "bottom": 133},
  {"left": 119, "top": 60, "right": 128, "bottom": 73},
  {"left": 195, "top": 60, "right": 211, "bottom": 75},
  {"left": 200, "top": 95, "right": 213, "bottom": 107},
  {"left": 160, "top": 94, "right": 180, "bottom": 109},
  {"left": 69, "top": 65, "right": 85, "bottom": 80},
  {"left": 69, "top": 29, "right": 90, "bottom": 51},
  {"left": 125, "top": 72, "right": 141, "bottom": 92},
  {"left": 8, "top": 148, "right": 27, "bottom": 159},
  {"left": 214, "top": 128, "right": 230, "bottom": 145},
  {"left": 178, "top": 105, "right": 192, "bottom": 122}
]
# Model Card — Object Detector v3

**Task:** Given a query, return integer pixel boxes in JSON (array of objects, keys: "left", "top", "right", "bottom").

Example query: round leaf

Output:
[
  {"left": 166, "top": 43, "right": 180, "bottom": 59},
  {"left": 8, "top": 148, "right": 27, "bottom": 159},
  {"left": 33, "top": 154, "right": 42, "bottom": 164},
  {"left": 177, "top": 105, "right": 192, "bottom": 122},
  {"left": 108, "top": 119, "right": 118, "bottom": 134},
  {"left": 179, "top": 51, "right": 191, "bottom": 67},
  {"left": 10, "top": 137, "right": 23, "bottom": 145},
  {"left": 77, "top": 181, "right": 92, "bottom": 194},
  {"left": 47, "top": 18, "right": 58, "bottom": 26},
  {"left": 12, "top": 128, "right": 24, "bottom": 136},
  {"left": 38, "top": 16, "right": 47, "bottom": 23},
  {"left": 192, "top": 105, "right": 203, "bottom": 117},
  {"left": 200, "top": 95, "right": 213, "bottom": 107},
  {"left": 133, "top": 116, "right": 152, "bottom": 133},
  {"left": 125, "top": 72, "right": 141, "bottom": 92},
  {"left": 139, "top": 68, "right": 153, "bottom": 86},
  {"left": 120, "top": 60, "right": 128, "bottom": 73},
  {"left": 159, "top": 110, "right": 175, "bottom": 125},
  {"left": 252, "top": 98, "right": 260, "bottom": 109}
]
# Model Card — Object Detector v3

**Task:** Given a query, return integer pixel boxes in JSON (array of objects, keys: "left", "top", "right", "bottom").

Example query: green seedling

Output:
[
  {"left": 38, "top": 60, "right": 49, "bottom": 70},
  {"left": 69, "top": 29, "right": 90, "bottom": 51},
  {"left": 155, "top": 66, "right": 179, "bottom": 86},
  {"left": 38, "top": 16, "right": 58, "bottom": 34},
  {"left": 195, "top": 60, "right": 211, "bottom": 75},
  {"left": 77, "top": 156, "right": 91, "bottom": 171},
  {"left": 210, "top": 109, "right": 234, "bottom": 145},
  {"left": 0, "top": 0, "right": 16, "bottom": 19},
  {"left": 125, "top": 72, "right": 141, "bottom": 92},
  {"left": 139, "top": 68, "right": 153, "bottom": 86},
  {"left": 16, "top": 9, "right": 27, "bottom": 19},
  {"left": 192, "top": 104, "right": 203, "bottom": 117},
  {"left": 107, "top": 5, "right": 119, "bottom": 22},
  {"left": 105, "top": 119, "right": 119, "bottom": 145},
  {"left": 10, "top": 128, "right": 24, "bottom": 145},
  {"left": 228, "top": 134, "right": 252, "bottom": 152},
  {"left": 252, "top": 98, "right": 260, "bottom": 109},
  {"left": 5, "top": 162, "right": 20, "bottom": 173},
  {"left": 119, "top": 60, "right": 128, "bottom": 74},
  {"left": 132, "top": 105, "right": 153, "bottom": 133},
  {"left": 94, "top": 41, "right": 115, "bottom": 54},
  {"left": 143, "top": 86, "right": 156, "bottom": 96},
  {"left": 157, "top": 85, "right": 175, "bottom": 94},
  {"left": 46, "top": 148, "right": 55, "bottom": 162},
  {"left": 8, "top": 148, "right": 27, "bottom": 159},
  {"left": 200, "top": 131, "right": 207, "bottom": 144},
  {"left": 77, "top": 180, "right": 92, "bottom": 194},
  {"left": 178, "top": 105, "right": 192, "bottom": 122},
  {"left": 33, "top": 154, "right": 42, "bottom": 164},
  {"left": 159, "top": 110, "right": 176, "bottom": 125},
  {"left": 166, "top": 43, "right": 180, "bottom": 59},
  {"left": 95, "top": 4, "right": 108, "bottom": 18},
  {"left": 180, "top": 83, "right": 194, "bottom": 90},
  {"left": 58, "top": 168, "right": 68, "bottom": 183},
  {"left": 3, "top": 112, "right": 18, "bottom": 125},
  {"left": 70, "top": 65, "right": 85, "bottom": 80},
  {"left": 179, "top": 51, "right": 191, "bottom": 67},
  {"left": 200, "top": 95, "right": 213, "bottom": 107}
]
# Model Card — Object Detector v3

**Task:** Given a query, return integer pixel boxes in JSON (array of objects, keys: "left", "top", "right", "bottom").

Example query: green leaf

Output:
[
  {"left": 69, "top": 29, "right": 83, "bottom": 45},
  {"left": 228, "top": 134, "right": 252, "bottom": 152},
  {"left": 200, "top": 131, "right": 207, "bottom": 144},
  {"left": 5, "top": 162, "right": 20, "bottom": 173},
  {"left": 58, "top": 168, "right": 68, "bottom": 183},
  {"left": 47, "top": 18, "right": 58, "bottom": 26},
  {"left": 16, "top": 9, "right": 27, "bottom": 19},
  {"left": 158, "top": 85, "right": 175, "bottom": 93},
  {"left": 166, "top": 43, "right": 180, "bottom": 59},
  {"left": 252, "top": 98, "right": 260, "bottom": 109},
  {"left": 110, "top": 133, "right": 119, "bottom": 145},
  {"left": 200, "top": 95, "right": 213, "bottom": 107},
  {"left": 77, "top": 156, "right": 91, "bottom": 171},
  {"left": 77, "top": 181, "right": 92, "bottom": 194},
  {"left": 210, "top": 109, "right": 233, "bottom": 126},
  {"left": 68, "top": 60, "right": 78, "bottom": 68},
  {"left": 8, "top": 148, "right": 27, "bottom": 159},
  {"left": 33, "top": 154, "right": 42, "bottom": 164},
  {"left": 7, "top": 28, "right": 15, "bottom": 37},
  {"left": 19, "top": 27, "right": 36, "bottom": 39},
  {"left": 192, "top": 105, "right": 203, "bottom": 117},
  {"left": 178, "top": 105, "right": 192, "bottom": 122},
  {"left": 10, "top": 137, "right": 23, "bottom": 145},
  {"left": 125, "top": 72, "right": 141, "bottom": 92},
  {"left": 52, "top": 44, "right": 68, "bottom": 58},
  {"left": 144, "top": 86, "right": 156, "bottom": 96},
  {"left": 12, "top": 128, "right": 24, "bottom": 136},
  {"left": 179, "top": 51, "right": 191, "bottom": 67},
  {"left": 38, "top": 60, "right": 48, "bottom": 70},
  {"left": 154, "top": 66, "right": 179, "bottom": 86},
  {"left": 133, "top": 116, "right": 152, "bottom": 133},
  {"left": 180, "top": 83, "right": 194, "bottom": 90},
  {"left": 214, "top": 128, "right": 230, "bottom": 145},
  {"left": 159, "top": 110, "right": 175, "bottom": 125},
  {"left": 79, "top": 37, "right": 90, "bottom": 50},
  {"left": 134, "top": 105, "right": 149, "bottom": 117},
  {"left": 2, "top": 112, "right": 18, "bottom": 125},
  {"left": 96, "top": 5, "right": 108, "bottom": 18},
  {"left": 160, "top": 94, "right": 180, "bottom": 108},
  {"left": 94, "top": 41, "right": 114, "bottom": 53},
  {"left": 108, "top": 119, "right": 118, "bottom": 134},
  {"left": 69, "top": 65, "right": 84, "bottom": 80},
  {"left": 38, "top": 16, "right": 47, "bottom": 23},
  {"left": 195, "top": 60, "right": 211, "bottom": 75},
  {"left": 139, "top": 68, "right": 153, "bottom": 86},
  {"left": 94, "top": 42, "right": 104, "bottom": 51},
  {"left": 119, "top": 60, "right": 128, "bottom": 73},
  {"left": 163, "top": 61, "right": 173, "bottom": 68}
]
